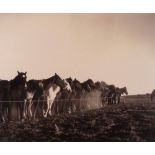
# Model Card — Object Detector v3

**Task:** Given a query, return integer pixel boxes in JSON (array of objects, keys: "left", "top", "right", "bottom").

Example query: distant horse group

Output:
[{"left": 0, "top": 71, "right": 128, "bottom": 122}]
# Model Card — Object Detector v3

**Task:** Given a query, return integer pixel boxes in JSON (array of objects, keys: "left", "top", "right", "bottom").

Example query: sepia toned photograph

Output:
[{"left": 0, "top": 13, "right": 155, "bottom": 142}]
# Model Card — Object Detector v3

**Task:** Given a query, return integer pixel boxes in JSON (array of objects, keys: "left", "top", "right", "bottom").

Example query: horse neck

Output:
[{"left": 43, "top": 77, "right": 54, "bottom": 89}]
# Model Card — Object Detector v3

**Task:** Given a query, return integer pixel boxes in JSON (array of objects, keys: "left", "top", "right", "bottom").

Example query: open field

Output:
[{"left": 0, "top": 94, "right": 155, "bottom": 142}]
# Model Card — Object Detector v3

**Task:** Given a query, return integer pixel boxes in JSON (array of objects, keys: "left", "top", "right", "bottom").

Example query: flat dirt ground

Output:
[{"left": 0, "top": 95, "right": 155, "bottom": 142}]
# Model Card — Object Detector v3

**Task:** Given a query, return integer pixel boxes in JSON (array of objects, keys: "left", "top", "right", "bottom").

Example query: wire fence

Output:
[{"left": 0, "top": 97, "right": 113, "bottom": 103}]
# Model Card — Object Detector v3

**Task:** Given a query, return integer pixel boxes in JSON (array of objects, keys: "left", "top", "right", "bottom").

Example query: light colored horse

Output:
[{"left": 43, "top": 75, "right": 72, "bottom": 118}]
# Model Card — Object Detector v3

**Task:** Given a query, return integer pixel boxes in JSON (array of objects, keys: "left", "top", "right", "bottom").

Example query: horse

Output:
[
  {"left": 24, "top": 80, "right": 44, "bottom": 119},
  {"left": 65, "top": 77, "right": 76, "bottom": 113},
  {"left": 53, "top": 79, "right": 72, "bottom": 115},
  {"left": 0, "top": 80, "right": 10, "bottom": 122},
  {"left": 42, "top": 73, "right": 71, "bottom": 118},
  {"left": 85, "top": 79, "right": 96, "bottom": 90},
  {"left": 95, "top": 81, "right": 109, "bottom": 106},
  {"left": 81, "top": 80, "right": 91, "bottom": 93},
  {"left": 67, "top": 78, "right": 83, "bottom": 113},
  {"left": 66, "top": 77, "right": 74, "bottom": 89},
  {"left": 106, "top": 85, "right": 116, "bottom": 105},
  {"left": 151, "top": 89, "right": 155, "bottom": 102},
  {"left": 9, "top": 71, "right": 27, "bottom": 121},
  {"left": 115, "top": 87, "right": 128, "bottom": 104}
]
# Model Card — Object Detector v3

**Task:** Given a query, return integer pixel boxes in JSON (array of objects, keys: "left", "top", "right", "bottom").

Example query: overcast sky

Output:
[{"left": 0, "top": 14, "right": 155, "bottom": 94}]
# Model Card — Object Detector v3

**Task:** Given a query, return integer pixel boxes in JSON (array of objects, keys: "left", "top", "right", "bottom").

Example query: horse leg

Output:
[
  {"left": 108, "top": 97, "right": 110, "bottom": 105},
  {"left": 118, "top": 96, "right": 120, "bottom": 104},
  {"left": 68, "top": 99, "right": 72, "bottom": 114},
  {"left": 19, "top": 103, "right": 22, "bottom": 121},
  {"left": 19, "top": 102, "right": 25, "bottom": 122},
  {"left": 2, "top": 102, "right": 8, "bottom": 122},
  {"left": 43, "top": 99, "right": 50, "bottom": 118},
  {"left": 0, "top": 102, "right": 3, "bottom": 122},
  {"left": 17, "top": 104, "right": 20, "bottom": 121},
  {"left": 49, "top": 100, "right": 54, "bottom": 116},
  {"left": 33, "top": 99, "right": 40, "bottom": 119},
  {"left": 8, "top": 102, "right": 12, "bottom": 121},
  {"left": 27, "top": 100, "right": 33, "bottom": 119},
  {"left": 23, "top": 99, "right": 27, "bottom": 119},
  {"left": 59, "top": 100, "right": 63, "bottom": 114},
  {"left": 0, "top": 102, "right": 4, "bottom": 122},
  {"left": 112, "top": 95, "right": 116, "bottom": 104}
]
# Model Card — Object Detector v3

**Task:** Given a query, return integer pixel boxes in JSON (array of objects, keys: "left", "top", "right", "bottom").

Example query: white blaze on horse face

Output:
[{"left": 64, "top": 80, "right": 72, "bottom": 92}]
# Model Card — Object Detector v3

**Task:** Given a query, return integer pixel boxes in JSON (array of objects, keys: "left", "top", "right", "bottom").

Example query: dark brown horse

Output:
[
  {"left": 9, "top": 71, "right": 27, "bottom": 121},
  {"left": 24, "top": 80, "right": 44, "bottom": 119},
  {"left": 0, "top": 80, "right": 10, "bottom": 122},
  {"left": 115, "top": 87, "right": 128, "bottom": 104},
  {"left": 95, "top": 81, "right": 109, "bottom": 105},
  {"left": 106, "top": 85, "right": 116, "bottom": 105},
  {"left": 107, "top": 86, "right": 128, "bottom": 104},
  {"left": 66, "top": 78, "right": 83, "bottom": 113}
]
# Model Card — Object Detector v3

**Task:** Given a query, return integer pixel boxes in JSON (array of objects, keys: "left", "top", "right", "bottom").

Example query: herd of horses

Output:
[{"left": 0, "top": 71, "right": 128, "bottom": 122}]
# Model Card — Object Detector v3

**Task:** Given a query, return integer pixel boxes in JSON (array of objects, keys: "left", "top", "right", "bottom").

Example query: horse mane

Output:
[
  {"left": 43, "top": 74, "right": 65, "bottom": 90},
  {"left": 42, "top": 76, "right": 54, "bottom": 89}
]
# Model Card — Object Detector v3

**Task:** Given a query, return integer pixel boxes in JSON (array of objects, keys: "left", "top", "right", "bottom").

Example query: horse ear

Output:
[
  {"left": 17, "top": 71, "right": 20, "bottom": 74},
  {"left": 25, "top": 72, "right": 27, "bottom": 75}
]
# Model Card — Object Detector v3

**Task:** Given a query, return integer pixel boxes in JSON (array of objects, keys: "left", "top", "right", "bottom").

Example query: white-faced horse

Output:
[
  {"left": 53, "top": 79, "right": 72, "bottom": 114},
  {"left": 42, "top": 73, "right": 72, "bottom": 118}
]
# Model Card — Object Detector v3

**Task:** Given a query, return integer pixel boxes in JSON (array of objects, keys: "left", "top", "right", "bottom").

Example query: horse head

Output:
[
  {"left": 12, "top": 71, "right": 27, "bottom": 89},
  {"left": 95, "top": 81, "right": 102, "bottom": 90},
  {"left": 63, "top": 79, "right": 72, "bottom": 92},
  {"left": 73, "top": 79, "right": 83, "bottom": 91},
  {"left": 81, "top": 81, "right": 91, "bottom": 92},
  {"left": 17, "top": 71, "right": 27, "bottom": 82},
  {"left": 52, "top": 73, "right": 66, "bottom": 89},
  {"left": 66, "top": 77, "right": 74, "bottom": 89},
  {"left": 122, "top": 87, "right": 128, "bottom": 95},
  {"left": 86, "top": 79, "right": 95, "bottom": 89}
]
